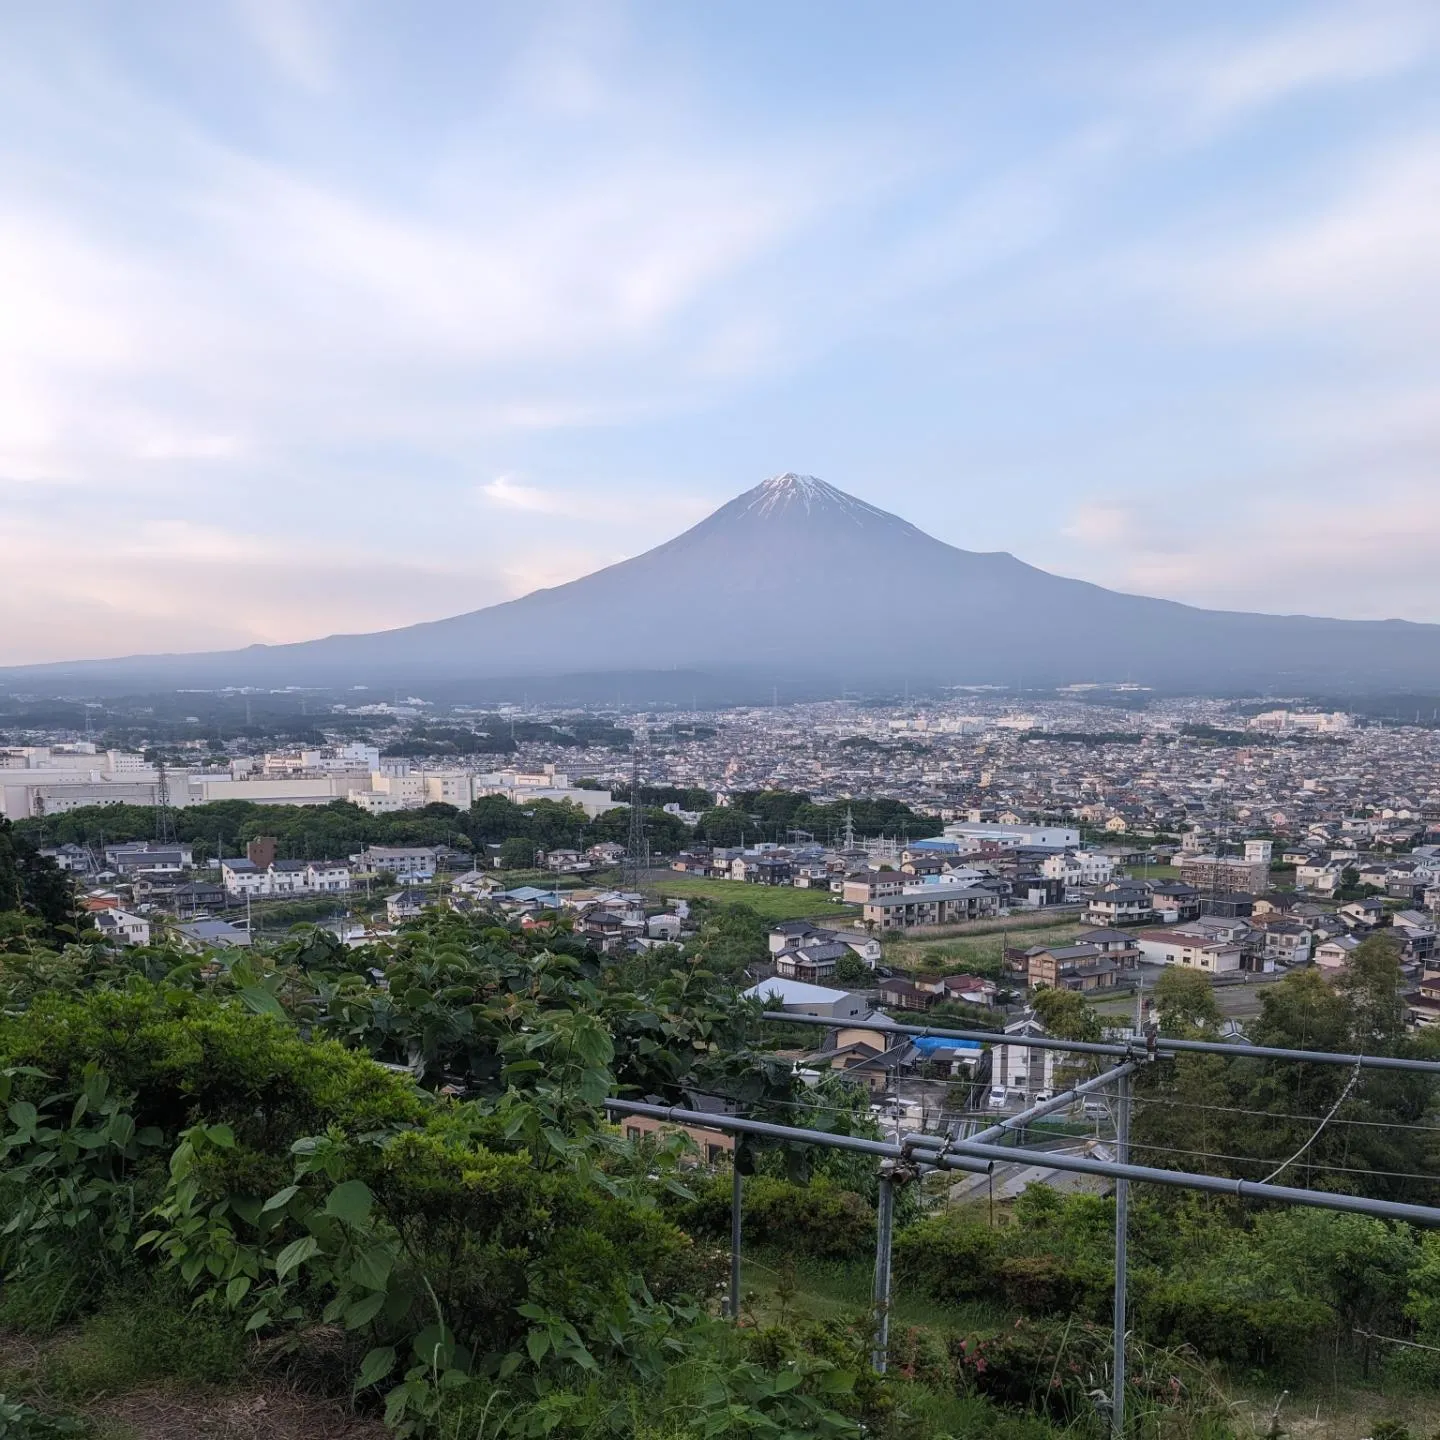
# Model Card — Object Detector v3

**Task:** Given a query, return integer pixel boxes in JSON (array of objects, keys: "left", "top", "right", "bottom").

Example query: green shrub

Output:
[
  {"left": 1134, "top": 1270, "right": 1334, "bottom": 1374},
  {"left": 0, "top": 984, "right": 429, "bottom": 1148},
  {"left": 670, "top": 1172, "right": 875, "bottom": 1260},
  {"left": 0, "top": 1397, "right": 85, "bottom": 1438},
  {"left": 893, "top": 1213, "right": 1000, "bottom": 1305},
  {"left": 351, "top": 1127, "right": 704, "bottom": 1356}
]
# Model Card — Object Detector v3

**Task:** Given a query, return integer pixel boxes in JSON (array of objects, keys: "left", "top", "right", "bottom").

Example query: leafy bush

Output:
[
  {"left": 0, "top": 985, "right": 430, "bottom": 1147},
  {"left": 671, "top": 1173, "right": 875, "bottom": 1260},
  {"left": 0, "top": 1397, "right": 85, "bottom": 1438}
]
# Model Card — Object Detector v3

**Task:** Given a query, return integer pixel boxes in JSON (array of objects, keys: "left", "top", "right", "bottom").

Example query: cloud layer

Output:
[{"left": 2, "top": 2, "right": 1440, "bottom": 662}]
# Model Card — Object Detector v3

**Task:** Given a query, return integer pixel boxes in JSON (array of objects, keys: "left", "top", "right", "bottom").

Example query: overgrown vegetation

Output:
[{"left": 1, "top": 910, "right": 1438, "bottom": 1437}]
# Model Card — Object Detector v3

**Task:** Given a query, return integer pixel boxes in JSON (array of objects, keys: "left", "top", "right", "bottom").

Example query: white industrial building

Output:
[{"left": 942, "top": 822, "right": 1080, "bottom": 851}]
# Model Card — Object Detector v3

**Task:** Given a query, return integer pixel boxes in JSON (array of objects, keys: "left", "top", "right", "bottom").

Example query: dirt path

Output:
[{"left": 0, "top": 1330, "right": 386, "bottom": 1440}]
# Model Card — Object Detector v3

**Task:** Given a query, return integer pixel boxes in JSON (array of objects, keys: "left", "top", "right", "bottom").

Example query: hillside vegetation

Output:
[{"left": 1, "top": 894, "right": 1439, "bottom": 1438}]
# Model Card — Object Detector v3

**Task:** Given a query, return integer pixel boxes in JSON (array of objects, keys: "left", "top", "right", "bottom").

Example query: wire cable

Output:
[
  {"left": 1129, "top": 1092, "right": 1440, "bottom": 1137},
  {"left": 1258, "top": 1054, "right": 1365, "bottom": 1184}
]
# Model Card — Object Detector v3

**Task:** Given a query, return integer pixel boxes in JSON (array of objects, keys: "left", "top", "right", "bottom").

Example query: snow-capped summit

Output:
[{"left": 740, "top": 473, "right": 908, "bottom": 527}]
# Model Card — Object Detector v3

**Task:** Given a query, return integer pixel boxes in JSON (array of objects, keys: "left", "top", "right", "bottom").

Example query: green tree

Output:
[
  {"left": 695, "top": 807, "right": 748, "bottom": 847},
  {"left": 0, "top": 818, "right": 83, "bottom": 942},
  {"left": 1338, "top": 935, "right": 1406, "bottom": 1049},
  {"left": 499, "top": 837, "right": 537, "bottom": 869},
  {"left": 1153, "top": 967, "right": 1223, "bottom": 1037},
  {"left": 686, "top": 903, "right": 768, "bottom": 980},
  {"left": 1030, "top": 986, "right": 1101, "bottom": 1043}
]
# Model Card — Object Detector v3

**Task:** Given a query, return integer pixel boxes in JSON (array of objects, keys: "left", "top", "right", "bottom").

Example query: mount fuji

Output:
[{"left": 8, "top": 473, "right": 1440, "bottom": 696}]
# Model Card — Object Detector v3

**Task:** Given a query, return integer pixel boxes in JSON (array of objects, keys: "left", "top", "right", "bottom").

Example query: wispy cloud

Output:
[
  {"left": 479, "top": 476, "right": 557, "bottom": 513},
  {"left": 1059, "top": 483, "right": 1440, "bottom": 621},
  {"left": 234, "top": 0, "right": 334, "bottom": 92},
  {"left": 1147, "top": 4, "right": 1437, "bottom": 130}
]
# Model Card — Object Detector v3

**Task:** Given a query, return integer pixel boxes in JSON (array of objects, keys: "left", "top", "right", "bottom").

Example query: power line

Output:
[
  {"left": 1260, "top": 1055, "right": 1365, "bottom": 1185},
  {"left": 1123, "top": 1136, "right": 1437, "bottom": 1187},
  {"left": 1128, "top": 1092, "right": 1440, "bottom": 1137}
]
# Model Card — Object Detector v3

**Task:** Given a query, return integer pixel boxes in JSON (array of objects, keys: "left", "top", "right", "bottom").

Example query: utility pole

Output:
[
  {"left": 1111, "top": 1069, "right": 1132, "bottom": 1440},
  {"left": 871, "top": 1160, "right": 902, "bottom": 1374}
]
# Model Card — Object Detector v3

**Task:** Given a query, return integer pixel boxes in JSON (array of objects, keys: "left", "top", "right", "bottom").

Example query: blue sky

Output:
[{"left": 3, "top": 1, "right": 1440, "bottom": 663}]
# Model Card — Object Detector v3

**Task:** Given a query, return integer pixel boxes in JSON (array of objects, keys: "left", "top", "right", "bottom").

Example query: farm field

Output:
[{"left": 648, "top": 873, "right": 860, "bottom": 922}]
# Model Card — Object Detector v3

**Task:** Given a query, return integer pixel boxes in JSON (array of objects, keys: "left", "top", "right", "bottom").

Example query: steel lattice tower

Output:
[
  {"left": 623, "top": 728, "right": 647, "bottom": 892},
  {"left": 154, "top": 759, "right": 177, "bottom": 845}
]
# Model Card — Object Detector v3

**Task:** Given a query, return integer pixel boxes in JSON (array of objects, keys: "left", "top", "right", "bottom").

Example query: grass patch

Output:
[
  {"left": 1130, "top": 863, "right": 1182, "bottom": 881},
  {"left": 888, "top": 922, "right": 1084, "bottom": 974},
  {"left": 739, "top": 1251, "right": 1005, "bottom": 1335},
  {"left": 41, "top": 1283, "right": 246, "bottom": 1404},
  {"left": 650, "top": 875, "right": 860, "bottom": 922}
]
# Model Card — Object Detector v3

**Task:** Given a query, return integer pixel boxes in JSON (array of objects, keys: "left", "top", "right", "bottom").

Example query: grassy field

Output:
[
  {"left": 649, "top": 874, "right": 860, "bottom": 922},
  {"left": 1127, "top": 862, "right": 1182, "bottom": 881},
  {"left": 887, "top": 919, "right": 1085, "bottom": 974}
]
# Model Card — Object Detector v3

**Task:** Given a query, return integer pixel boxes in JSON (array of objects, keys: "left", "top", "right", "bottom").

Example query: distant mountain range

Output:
[{"left": 7, "top": 473, "right": 1440, "bottom": 698}]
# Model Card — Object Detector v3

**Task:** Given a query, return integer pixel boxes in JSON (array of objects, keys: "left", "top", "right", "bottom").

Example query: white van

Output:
[{"left": 987, "top": 1086, "right": 1008, "bottom": 1110}]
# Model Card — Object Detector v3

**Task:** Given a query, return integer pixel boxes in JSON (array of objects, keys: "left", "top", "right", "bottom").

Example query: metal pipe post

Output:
[
  {"left": 872, "top": 1162, "right": 896, "bottom": 1374},
  {"left": 909, "top": 1061, "right": 1136, "bottom": 1156},
  {"left": 758, "top": 1012, "right": 1440, "bottom": 1075},
  {"left": 730, "top": 1162, "right": 743, "bottom": 1322},
  {"left": 760, "top": 1010, "right": 1131, "bottom": 1059},
  {"left": 1111, "top": 1069, "right": 1131, "bottom": 1440},
  {"left": 603, "top": 1100, "right": 991, "bottom": 1172},
  {"left": 605, "top": 1100, "right": 1440, "bottom": 1226}
]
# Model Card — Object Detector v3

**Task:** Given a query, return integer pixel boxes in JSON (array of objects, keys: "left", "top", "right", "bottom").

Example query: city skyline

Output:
[{"left": 4, "top": 2, "right": 1440, "bottom": 663}]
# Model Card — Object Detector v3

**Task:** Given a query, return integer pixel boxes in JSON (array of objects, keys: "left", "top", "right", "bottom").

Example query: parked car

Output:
[{"left": 987, "top": 1086, "right": 1008, "bottom": 1110}]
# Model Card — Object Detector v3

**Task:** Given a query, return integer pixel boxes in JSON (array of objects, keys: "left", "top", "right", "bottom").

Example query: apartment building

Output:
[{"left": 861, "top": 886, "right": 999, "bottom": 931}]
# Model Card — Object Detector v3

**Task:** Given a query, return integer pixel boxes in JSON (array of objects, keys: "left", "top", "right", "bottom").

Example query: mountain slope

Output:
[{"left": 7, "top": 473, "right": 1440, "bottom": 693}]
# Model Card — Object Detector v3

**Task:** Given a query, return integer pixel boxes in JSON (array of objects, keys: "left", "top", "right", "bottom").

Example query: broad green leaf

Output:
[
  {"left": 525, "top": 1329, "right": 550, "bottom": 1363},
  {"left": 205, "top": 1124, "right": 236, "bottom": 1148},
  {"left": 355, "top": 1345, "right": 397, "bottom": 1390},
  {"left": 230, "top": 1195, "right": 262, "bottom": 1226},
  {"left": 225, "top": 1276, "right": 252, "bottom": 1307},
  {"left": 343, "top": 1291, "right": 386, "bottom": 1329},
  {"left": 349, "top": 1245, "right": 393, "bottom": 1292},
  {"left": 323, "top": 1179, "right": 373, "bottom": 1226},
  {"left": 239, "top": 986, "right": 287, "bottom": 1019},
  {"left": 260, "top": 1184, "right": 299, "bottom": 1213},
  {"left": 274, "top": 1235, "right": 320, "bottom": 1280}
]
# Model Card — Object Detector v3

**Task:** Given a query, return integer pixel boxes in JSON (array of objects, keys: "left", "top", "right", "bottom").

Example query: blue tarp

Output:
[{"left": 911, "top": 1034, "right": 983, "bottom": 1052}]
